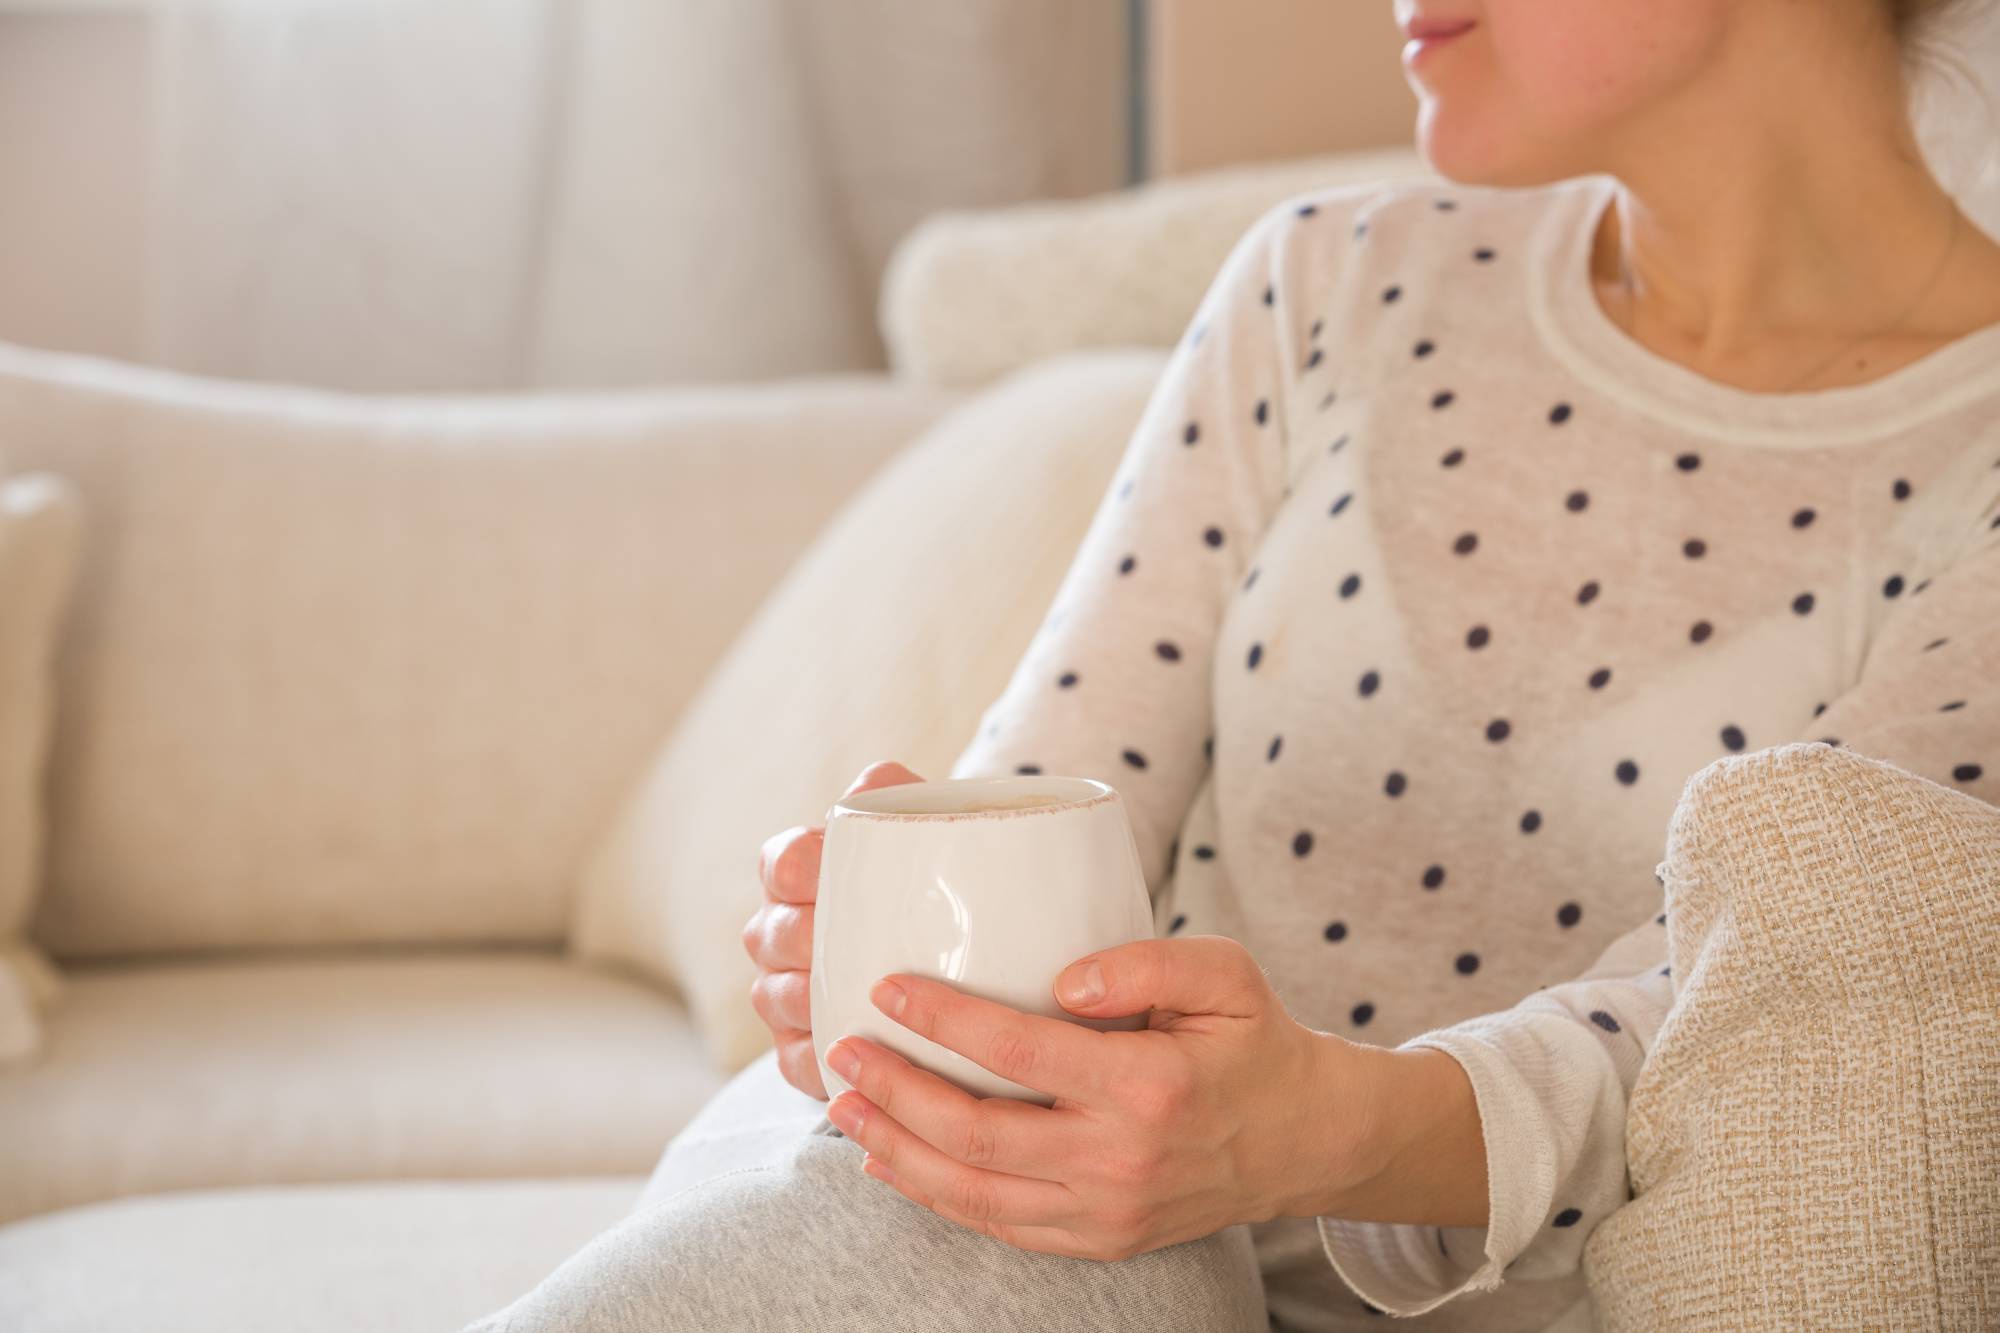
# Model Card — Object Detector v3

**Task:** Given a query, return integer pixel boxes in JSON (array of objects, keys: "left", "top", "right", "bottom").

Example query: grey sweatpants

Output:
[{"left": 460, "top": 1049, "right": 1269, "bottom": 1333}]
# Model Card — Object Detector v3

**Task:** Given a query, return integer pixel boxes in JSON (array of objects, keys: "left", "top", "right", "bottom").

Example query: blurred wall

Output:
[
  {"left": 0, "top": 14, "right": 151, "bottom": 365},
  {"left": 1146, "top": 0, "right": 1416, "bottom": 177}
]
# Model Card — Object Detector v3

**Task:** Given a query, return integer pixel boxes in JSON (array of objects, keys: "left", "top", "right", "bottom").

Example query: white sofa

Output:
[{"left": 0, "top": 147, "right": 1432, "bottom": 1331}]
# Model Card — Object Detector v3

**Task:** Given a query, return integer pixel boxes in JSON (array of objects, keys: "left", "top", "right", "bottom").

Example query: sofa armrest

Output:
[
  {"left": 878, "top": 146, "right": 1432, "bottom": 389},
  {"left": 1581, "top": 741, "right": 2000, "bottom": 1328}
]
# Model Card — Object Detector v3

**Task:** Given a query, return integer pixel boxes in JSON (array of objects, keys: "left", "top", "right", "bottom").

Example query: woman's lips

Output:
[{"left": 1403, "top": 19, "right": 1475, "bottom": 64}]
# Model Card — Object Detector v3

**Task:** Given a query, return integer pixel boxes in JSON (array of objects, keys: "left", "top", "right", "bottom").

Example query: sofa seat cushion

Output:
[
  {"left": 0, "top": 1176, "right": 642, "bottom": 1333},
  {"left": 0, "top": 949, "right": 725, "bottom": 1225}
]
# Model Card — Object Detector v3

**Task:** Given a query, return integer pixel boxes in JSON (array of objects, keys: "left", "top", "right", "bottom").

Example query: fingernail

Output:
[
  {"left": 1059, "top": 960, "right": 1104, "bottom": 1007},
  {"left": 871, "top": 979, "right": 907, "bottom": 1019},
  {"left": 828, "top": 1040, "right": 860, "bottom": 1082},
  {"left": 828, "top": 1094, "right": 864, "bottom": 1136}
]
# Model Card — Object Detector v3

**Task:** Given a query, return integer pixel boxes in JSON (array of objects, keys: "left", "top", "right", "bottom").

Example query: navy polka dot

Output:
[
  {"left": 1293, "top": 831, "right": 1315, "bottom": 857},
  {"left": 1588, "top": 667, "right": 1611, "bottom": 689},
  {"left": 1169, "top": 914, "right": 1187, "bottom": 934},
  {"left": 1468, "top": 625, "right": 1491, "bottom": 649},
  {"left": 1351, "top": 1003, "right": 1375, "bottom": 1026},
  {"left": 1324, "top": 921, "right": 1348, "bottom": 942},
  {"left": 1057, "top": 672, "right": 1079, "bottom": 688},
  {"left": 1520, "top": 810, "right": 1542, "bottom": 833},
  {"left": 1557, "top": 902, "right": 1581, "bottom": 927},
  {"left": 1203, "top": 526, "right": 1225, "bottom": 548},
  {"left": 1121, "top": 749, "right": 1148, "bottom": 770},
  {"left": 1267, "top": 735, "right": 1283, "bottom": 762},
  {"left": 1330, "top": 492, "right": 1354, "bottom": 516},
  {"left": 1721, "top": 724, "right": 1745, "bottom": 750},
  {"left": 1358, "top": 670, "right": 1381, "bottom": 697},
  {"left": 1193, "top": 844, "right": 1215, "bottom": 860},
  {"left": 1549, "top": 402, "right": 1572, "bottom": 424},
  {"left": 1385, "top": 771, "right": 1407, "bottom": 797},
  {"left": 1553, "top": 1208, "right": 1583, "bottom": 1228},
  {"left": 1589, "top": 1010, "right": 1621, "bottom": 1033},
  {"left": 1155, "top": 641, "right": 1182, "bottom": 662},
  {"left": 1015, "top": 764, "right": 1041, "bottom": 775},
  {"left": 1423, "top": 864, "right": 1446, "bottom": 890},
  {"left": 1455, "top": 952, "right": 1480, "bottom": 975},
  {"left": 1339, "top": 572, "right": 1362, "bottom": 598},
  {"left": 1616, "top": 760, "right": 1641, "bottom": 785}
]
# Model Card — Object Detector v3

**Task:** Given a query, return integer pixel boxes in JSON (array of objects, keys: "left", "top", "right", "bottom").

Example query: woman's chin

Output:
[{"left": 1415, "top": 109, "right": 1570, "bottom": 191}]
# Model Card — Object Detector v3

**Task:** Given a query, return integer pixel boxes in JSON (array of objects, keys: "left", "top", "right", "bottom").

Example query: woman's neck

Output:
[
  {"left": 1589, "top": 173, "right": 2000, "bottom": 394},
  {"left": 1580, "top": 15, "right": 2000, "bottom": 394}
]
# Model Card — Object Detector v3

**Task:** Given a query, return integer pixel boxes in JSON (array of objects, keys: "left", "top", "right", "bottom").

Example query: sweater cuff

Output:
[{"left": 1315, "top": 1028, "right": 1554, "bottom": 1316}]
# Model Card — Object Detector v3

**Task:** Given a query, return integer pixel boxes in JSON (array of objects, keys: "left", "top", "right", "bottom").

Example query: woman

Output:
[{"left": 469, "top": 1, "right": 2000, "bottom": 1329}]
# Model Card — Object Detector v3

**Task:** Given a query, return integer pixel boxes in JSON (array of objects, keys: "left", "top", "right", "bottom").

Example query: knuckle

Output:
[
  {"left": 1125, "top": 1065, "right": 1194, "bottom": 1123},
  {"left": 983, "top": 1029, "right": 1042, "bottom": 1084},
  {"left": 1103, "top": 1144, "right": 1163, "bottom": 1187},
  {"left": 955, "top": 1114, "right": 1001, "bottom": 1168},
  {"left": 953, "top": 1174, "right": 1005, "bottom": 1224}
]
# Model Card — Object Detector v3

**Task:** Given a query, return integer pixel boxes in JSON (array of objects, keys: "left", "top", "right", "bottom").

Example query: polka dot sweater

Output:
[{"left": 946, "top": 173, "right": 2000, "bottom": 1332}]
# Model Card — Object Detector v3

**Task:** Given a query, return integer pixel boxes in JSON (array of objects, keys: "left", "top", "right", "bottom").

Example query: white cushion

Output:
[
  {"left": 570, "top": 350, "right": 1170, "bottom": 1070},
  {"left": 0, "top": 951, "right": 725, "bottom": 1226},
  {"left": 0, "top": 473, "right": 84, "bottom": 1067},
  {"left": 0, "top": 1176, "right": 642, "bottom": 1333},
  {"left": 0, "top": 341, "right": 959, "bottom": 959},
  {"left": 880, "top": 147, "right": 1433, "bottom": 389}
]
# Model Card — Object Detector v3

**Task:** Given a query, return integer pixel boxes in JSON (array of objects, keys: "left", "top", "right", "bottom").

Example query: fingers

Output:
[
  {"left": 827, "top": 760, "right": 928, "bottom": 821},
  {"left": 757, "top": 762, "right": 928, "bottom": 907},
  {"left": 860, "top": 1155, "right": 1098, "bottom": 1260},
  {"left": 829, "top": 1088, "right": 1078, "bottom": 1233},
  {"left": 1054, "top": 936, "right": 1269, "bottom": 1022},
  {"left": 776, "top": 1031, "right": 828, "bottom": 1101},
  {"left": 741, "top": 901, "right": 814, "bottom": 971},
  {"left": 758, "top": 825, "right": 822, "bottom": 906},
  {"left": 751, "top": 968, "right": 812, "bottom": 1034},
  {"left": 827, "top": 1035, "right": 1074, "bottom": 1179},
  {"left": 873, "top": 976, "right": 1126, "bottom": 1104}
]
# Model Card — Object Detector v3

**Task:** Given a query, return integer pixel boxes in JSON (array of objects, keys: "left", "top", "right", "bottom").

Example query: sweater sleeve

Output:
[
  {"left": 1316, "top": 472, "right": 2000, "bottom": 1316},
  {"left": 942, "top": 194, "right": 1328, "bottom": 901}
]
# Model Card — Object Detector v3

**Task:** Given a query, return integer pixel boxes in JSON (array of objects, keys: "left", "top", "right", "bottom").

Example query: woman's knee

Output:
[{"left": 469, "top": 1129, "right": 1267, "bottom": 1333}]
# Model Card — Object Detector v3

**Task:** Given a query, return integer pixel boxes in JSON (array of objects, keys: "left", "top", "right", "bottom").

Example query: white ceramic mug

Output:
[{"left": 810, "top": 775, "right": 1156, "bottom": 1107}]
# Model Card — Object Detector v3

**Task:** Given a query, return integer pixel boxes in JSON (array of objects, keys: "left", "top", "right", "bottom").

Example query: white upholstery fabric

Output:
[
  {"left": 0, "top": 472, "right": 83, "bottom": 1066},
  {"left": 0, "top": 341, "right": 961, "bottom": 958},
  {"left": 0, "top": 950, "right": 724, "bottom": 1226},
  {"left": 879, "top": 146, "right": 1433, "bottom": 389},
  {"left": 570, "top": 350, "right": 1171, "bottom": 1071},
  {"left": 0, "top": 1176, "right": 643, "bottom": 1333}
]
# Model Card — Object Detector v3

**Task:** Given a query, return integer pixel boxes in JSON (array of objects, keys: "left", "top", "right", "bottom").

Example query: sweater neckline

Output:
[{"left": 1526, "top": 174, "right": 2000, "bottom": 448}]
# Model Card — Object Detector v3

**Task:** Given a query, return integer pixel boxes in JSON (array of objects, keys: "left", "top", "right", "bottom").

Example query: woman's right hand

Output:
[{"left": 745, "top": 760, "right": 928, "bottom": 1100}]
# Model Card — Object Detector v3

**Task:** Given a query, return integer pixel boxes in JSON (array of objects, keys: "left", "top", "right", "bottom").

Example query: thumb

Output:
[
  {"left": 1054, "top": 937, "right": 1268, "bottom": 1021},
  {"left": 826, "top": 760, "right": 927, "bottom": 821}
]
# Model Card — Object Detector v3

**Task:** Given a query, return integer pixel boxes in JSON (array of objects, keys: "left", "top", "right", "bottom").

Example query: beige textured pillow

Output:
[
  {"left": 0, "top": 472, "right": 84, "bottom": 1065},
  {"left": 1583, "top": 742, "right": 2000, "bottom": 1329},
  {"left": 569, "top": 349, "right": 1169, "bottom": 1070},
  {"left": 0, "top": 341, "right": 956, "bottom": 958}
]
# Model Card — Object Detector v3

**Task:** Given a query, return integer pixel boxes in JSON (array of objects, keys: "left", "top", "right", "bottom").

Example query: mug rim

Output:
[{"left": 831, "top": 776, "right": 1116, "bottom": 821}]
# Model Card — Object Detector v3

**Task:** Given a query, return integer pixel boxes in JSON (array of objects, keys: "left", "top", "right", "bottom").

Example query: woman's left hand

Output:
[{"left": 821, "top": 934, "right": 1382, "bottom": 1262}]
